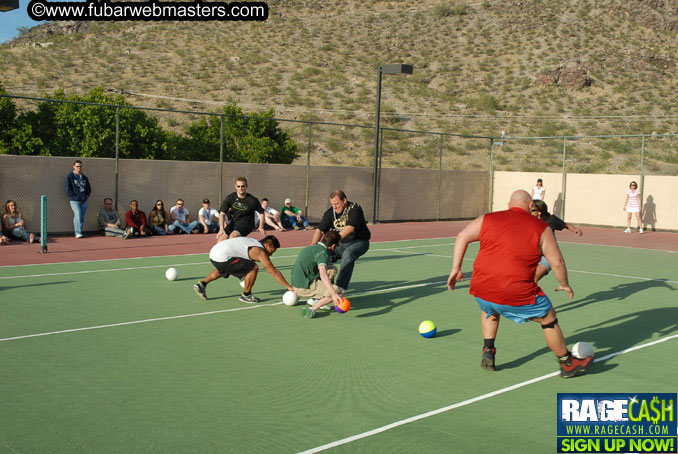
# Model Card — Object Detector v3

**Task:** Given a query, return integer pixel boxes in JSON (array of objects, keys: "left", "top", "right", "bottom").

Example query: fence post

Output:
[
  {"left": 305, "top": 123, "right": 312, "bottom": 217},
  {"left": 114, "top": 106, "right": 120, "bottom": 211},
  {"left": 561, "top": 137, "right": 567, "bottom": 219},
  {"left": 219, "top": 114, "right": 224, "bottom": 204},
  {"left": 436, "top": 133, "right": 443, "bottom": 221},
  {"left": 488, "top": 138, "right": 494, "bottom": 213},
  {"left": 376, "top": 128, "right": 384, "bottom": 221},
  {"left": 640, "top": 135, "right": 645, "bottom": 212}
]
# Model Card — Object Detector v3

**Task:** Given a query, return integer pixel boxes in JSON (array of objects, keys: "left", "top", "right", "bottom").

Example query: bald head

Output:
[{"left": 508, "top": 190, "right": 532, "bottom": 211}]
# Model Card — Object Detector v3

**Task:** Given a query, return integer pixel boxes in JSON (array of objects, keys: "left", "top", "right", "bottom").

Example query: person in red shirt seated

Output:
[
  {"left": 447, "top": 190, "right": 593, "bottom": 379},
  {"left": 125, "top": 200, "right": 151, "bottom": 237}
]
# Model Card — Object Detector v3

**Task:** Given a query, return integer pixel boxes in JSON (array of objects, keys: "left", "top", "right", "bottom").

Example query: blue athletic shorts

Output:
[
  {"left": 538, "top": 256, "right": 551, "bottom": 272},
  {"left": 475, "top": 294, "right": 553, "bottom": 324}
]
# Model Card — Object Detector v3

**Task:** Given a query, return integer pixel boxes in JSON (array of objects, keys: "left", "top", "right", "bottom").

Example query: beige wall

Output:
[
  {"left": 0, "top": 155, "right": 488, "bottom": 234},
  {"left": 493, "top": 171, "right": 678, "bottom": 230}
]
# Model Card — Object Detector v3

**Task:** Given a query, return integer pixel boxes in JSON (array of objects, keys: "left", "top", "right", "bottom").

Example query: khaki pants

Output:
[{"left": 294, "top": 266, "right": 340, "bottom": 299}]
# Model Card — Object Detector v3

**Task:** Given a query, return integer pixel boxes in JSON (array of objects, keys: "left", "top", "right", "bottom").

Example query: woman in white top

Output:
[
  {"left": 531, "top": 178, "right": 546, "bottom": 201},
  {"left": 623, "top": 181, "right": 643, "bottom": 234},
  {"left": 2, "top": 200, "right": 38, "bottom": 244}
]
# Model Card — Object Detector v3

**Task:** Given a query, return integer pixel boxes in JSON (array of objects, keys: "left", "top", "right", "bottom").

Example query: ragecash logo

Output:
[{"left": 557, "top": 393, "right": 677, "bottom": 453}]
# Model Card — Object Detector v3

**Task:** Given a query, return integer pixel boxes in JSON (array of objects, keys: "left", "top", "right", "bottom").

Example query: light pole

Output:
[{"left": 372, "top": 64, "right": 413, "bottom": 224}]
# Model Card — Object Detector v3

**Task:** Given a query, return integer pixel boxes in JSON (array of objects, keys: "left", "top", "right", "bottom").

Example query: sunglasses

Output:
[{"left": 236, "top": 185, "right": 246, "bottom": 188}]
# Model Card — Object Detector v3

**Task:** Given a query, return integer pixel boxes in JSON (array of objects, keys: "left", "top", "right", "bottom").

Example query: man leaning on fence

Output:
[{"left": 65, "top": 159, "right": 91, "bottom": 238}]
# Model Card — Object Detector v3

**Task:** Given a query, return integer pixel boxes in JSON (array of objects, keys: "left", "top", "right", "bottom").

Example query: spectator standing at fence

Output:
[
  {"left": 170, "top": 199, "right": 199, "bottom": 234},
  {"left": 530, "top": 199, "right": 582, "bottom": 282},
  {"left": 199, "top": 198, "right": 220, "bottom": 234},
  {"left": 531, "top": 178, "right": 545, "bottom": 201},
  {"left": 623, "top": 181, "right": 643, "bottom": 234},
  {"left": 3, "top": 200, "right": 38, "bottom": 244},
  {"left": 65, "top": 160, "right": 91, "bottom": 238},
  {"left": 311, "top": 190, "right": 371, "bottom": 292},
  {"left": 148, "top": 200, "right": 174, "bottom": 235},
  {"left": 281, "top": 198, "right": 313, "bottom": 230},
  {"left": 219, "top": 177, "right": 265, "bottom": 239},
  {"left": 447, "top": 190, "right": 592, "bottom": 378},
  {"left": 97, "top": 198, "right": 131, "bottom": 239},
  {"left": 125, "top": 200, "right": 151, "bottom": 237}
]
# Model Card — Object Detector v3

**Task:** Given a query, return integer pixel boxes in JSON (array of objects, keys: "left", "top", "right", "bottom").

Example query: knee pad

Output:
[{"left": 541, "top": 318, "right": 558, "bottom": 330}]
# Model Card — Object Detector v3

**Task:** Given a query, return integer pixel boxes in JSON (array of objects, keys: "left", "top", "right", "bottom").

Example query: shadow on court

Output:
[
  {"left": 557, "top": 279, "right": 676, "bottom": 313},
  {"left": 349, "top": 275, "right": 463, "bottom": 318},
  {"left": 0, "top": 280, "right": 74, "bottom": 291},
  {"left": 498, "top": 307, "right": 678, "bottom": 372}
]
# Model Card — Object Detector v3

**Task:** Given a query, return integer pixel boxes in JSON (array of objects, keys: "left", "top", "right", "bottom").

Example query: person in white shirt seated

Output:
[
  {"left": 256, "top": 198, "right": 285, "bottom": 232},
  {"left": 198, "top": 198, "right": 221, "bottom": 234},
  {"left": 170, "top": 199, "right": 199, "bottom": 234}
]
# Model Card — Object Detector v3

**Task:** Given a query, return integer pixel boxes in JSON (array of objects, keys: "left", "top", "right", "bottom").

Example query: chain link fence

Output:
[{"left": 1, "top": 94, "right": 676, "bottom": 233}]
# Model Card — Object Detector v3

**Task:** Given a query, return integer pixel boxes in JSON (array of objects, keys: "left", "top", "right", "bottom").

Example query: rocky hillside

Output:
[{"left": 2, "top": 0, "right": 677, "bottom": 173}]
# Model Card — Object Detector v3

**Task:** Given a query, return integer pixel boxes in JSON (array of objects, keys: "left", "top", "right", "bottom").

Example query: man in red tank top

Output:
[{"left": 447, "top": 190, "right": 593, "bottom": 378}]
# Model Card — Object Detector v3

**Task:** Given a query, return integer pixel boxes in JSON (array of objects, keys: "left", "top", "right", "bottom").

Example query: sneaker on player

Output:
[
  {"left": 639, "top": 228, "right": 644, "bottom": 234},
  {"left": 481, "top": 346, "right": 496, "bottom": 371},
  {"left": 193, "top": 282, "right": 207, "bottom": 301},
  {"left": 302, "top": 307, "right": 315, "bottom": 319},
  {"left": 239, "top": 293, "right": 260, "bottom": 304},
  {"left": 560, "top": 354, "right": 593, "bottom": 378},
  {"left": 623, "top": 228, "right": 631, "bottom": 233}
]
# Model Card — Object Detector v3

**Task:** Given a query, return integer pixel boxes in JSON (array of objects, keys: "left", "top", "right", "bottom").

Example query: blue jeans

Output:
[
  {"left": 330, "top": 239, "right": 370, "bottom": 290},
  {"left": 151, "top": 224, "right": 172, "bottom": 235},
  {"left": 11, "top": 228, "right": 38, "bottom": 243},
  {"left": 282, "top": 214, "right": 309, "bottom": 229},
  {"left": 69, "top": 200, "right": 87, "bottom": 235},
  {"left": 172, "top": 220, "right": 199, "bottom": 234}
]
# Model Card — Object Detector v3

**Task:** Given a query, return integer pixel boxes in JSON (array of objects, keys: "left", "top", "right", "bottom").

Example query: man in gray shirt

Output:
[{"left": 97, "top": 198, "right": 131, "bottom": 239}]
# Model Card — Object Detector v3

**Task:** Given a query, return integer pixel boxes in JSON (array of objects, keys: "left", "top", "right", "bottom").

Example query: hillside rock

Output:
[{"left": 537, "top": 64, "right": 592, "bottom": 90}]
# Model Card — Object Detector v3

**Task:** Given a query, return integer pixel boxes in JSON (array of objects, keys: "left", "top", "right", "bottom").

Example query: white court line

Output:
[
  {"left": 0, "top": 236, "right": 456, "bottom": 268},
  {"left": 383, "top": 248, "right": 678, "bottom": 284},
  {"left": 0, "top": 243, "right": 454, "bottom": 280},
  {"left": 298, "top": 333, "right": 678, "bottom": 454},
  {"left": 0, "top": 303, "right": 282, "bottom": 342},
  {"left": 0, "top": 280, "right": 445, "bottom": 342}
]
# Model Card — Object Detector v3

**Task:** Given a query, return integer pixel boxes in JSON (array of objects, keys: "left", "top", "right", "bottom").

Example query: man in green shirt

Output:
[
  {"left": 281, "top": 198, "right": 313, "bottom": 230},
  {"left": 291, "top": 231, "right": 342, "bottom": 318}
]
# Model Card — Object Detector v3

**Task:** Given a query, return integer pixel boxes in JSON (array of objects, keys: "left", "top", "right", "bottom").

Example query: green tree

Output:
[
  {"left": 173, "top": 104, "right": 297, "bottom": 164},
  {"left": 0, "top": 85, "right": 17, "bottom": 153},
  {"left": 8, "top": 88, "right": 166, "bottom": 158}
]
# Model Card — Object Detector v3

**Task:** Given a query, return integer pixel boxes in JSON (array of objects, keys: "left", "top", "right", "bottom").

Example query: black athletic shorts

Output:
[
  {"left": 225, "top": 221, "right": 255, "bottom": 238},
  {"left": 210, "top": 257, "right": 256, "bottom": 279}
]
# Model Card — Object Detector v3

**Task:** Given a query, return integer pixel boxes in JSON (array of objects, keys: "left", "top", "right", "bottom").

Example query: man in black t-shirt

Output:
[
  {"left": 218, "top": 177, "right": 265, "bottom": 239},
  {"left": 311, "top": 190, "right": 371, "bottom": 291}
]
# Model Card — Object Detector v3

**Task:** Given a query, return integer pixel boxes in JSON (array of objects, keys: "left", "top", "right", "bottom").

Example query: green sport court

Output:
[{"left": 1, "top": 237, "right": 677, "bottom": 453}]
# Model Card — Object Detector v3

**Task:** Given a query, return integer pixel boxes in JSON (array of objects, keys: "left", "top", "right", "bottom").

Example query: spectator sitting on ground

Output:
[
  {"left": 260, "top": 198, "right": 285, "bottom": 232},
  {"left": 199, "top": 198, "right": 220, "bottom": 234},
  {"left": 3, "top": 200, "right": 39, "bottom": 244},
  {"left": 280, "top": 198, "right": 313, "bottom": 230},
  {"left": 97, "top": 198, "right": 131, "bottom": 239},
  {"left": 148, "top": 200, "right": 174, "bottom": 235},
  {"left": 170, "top": 199, "right": 199, "bottom": 234},
  {"left": 125, "top": 200, "right": 151, "bottom": 237}
]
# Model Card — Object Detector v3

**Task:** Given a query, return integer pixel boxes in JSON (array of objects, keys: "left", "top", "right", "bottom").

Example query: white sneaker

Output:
[
  {"left": 306, "top": 298, "right": 315, "bottom": 306},
  {"left": 75, "top": 233, "right": 84, "bottom": 238},
  {"left": 623, "top": 228, "right": 631, "bottom": 233},
  {"left": 639, "top": 228, "right": 644, "bottom": 234}
]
